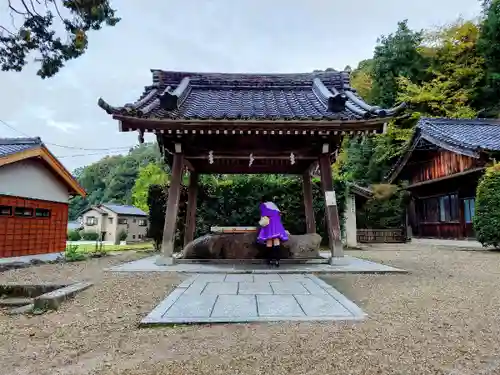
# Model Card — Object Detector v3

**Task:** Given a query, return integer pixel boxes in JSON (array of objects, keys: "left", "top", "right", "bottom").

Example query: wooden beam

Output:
[
  {"left": 185, "top": 155, "right": 317, "bottom": 160},
  {"left": 183, "top": 171, "right": 199, "bottom": 247},
  {"left": 156, "top": 152, "right": 184, "bottom": 266},
  {"left": 191, "top": 165, "right": 308, "bottom": 174},
  {"left": 302, "top": 171, "right": 316, "bottom": 233},
  {"left": 113, "top": 114, "right": 390, "bottom": 128},
  {"left": 318, "top": 154, "right": 344, "bottom": 259}
]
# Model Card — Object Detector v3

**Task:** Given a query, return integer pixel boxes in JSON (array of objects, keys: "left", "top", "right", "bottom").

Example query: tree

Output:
[
  {"left": 398, "top": 20, "right": 484, "bottom": 118},
  {"left": 474, "top": 163, "right": 500, "bottom": 248},
  {"left": 68, "top": 142, "right": 162, "bottom": 220},
  {"left": 350, "top": 59, "right": 374, "bottom": 103},
  {"left": 477, "top": 0, "right": 500, "bottom": 116},
  {"left": 132, "top": 163, "right": 169, "bottom": 213},
  {"left": 1, "top": 0, "right": 120, "bottom": 78},
  {"left": 371, "top": 20, "right": 428, "bottom": 107}
]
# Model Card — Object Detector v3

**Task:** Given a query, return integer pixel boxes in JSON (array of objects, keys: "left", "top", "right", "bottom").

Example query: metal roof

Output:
[
  {"left": 98, "top": 70, "right": 406, "bottom": 121},
  {"left": 0, "top": 137, "right": 42, "bottom": 157},
  {"left": 101, "top": 204, "right": 148, "bottom": 216}
]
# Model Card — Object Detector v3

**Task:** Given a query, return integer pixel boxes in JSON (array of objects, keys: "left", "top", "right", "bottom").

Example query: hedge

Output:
[
  {"left": 81, "top": 231, "right": 100, "bottom": 241},
  {"left": 67, "top": 229, "right": 81, "bottom": 241},
  {"left": 474, "top": 163, "right": 500, "bottom": 248},
  {"left": 147, "top": 175, "right": 346, "bottom": 251}
]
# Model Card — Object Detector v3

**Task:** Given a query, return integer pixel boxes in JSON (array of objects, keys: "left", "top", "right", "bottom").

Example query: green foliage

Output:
[
  {"left": 147, "top": 175, "right": 346, "bottom": 251},
  {"left": 64, "top": 244, "right": 85, "bottom": 262},
  {"left": 357, "top": 185, "right": 406, "bottom": 229},
  {"left": 147, "top": 185, "right": 166, "bottom": 250},
  {"left": 0, "top": 0, "right": 120, "bottom": 78},
  {"left": 118, "top": 229, "right": 128, "bottom": 242},
  {"left": 350, "top": 59, "right": 374, "bottom": 103},
  {"left": 371, "top": 20, "right": 429, "bottom": 107},
  {"left": 81, "top": 230, "right": 99, "bottom": 241},
  {"left": 337, "top": 17, "right": 491, "bottom": 230},
  {"left": 335, "top": 122, "right": 413, "bottom": 187},
  {"left": 474, "top": 163, "right": 500, "bottom": 248},
  {"left": 398, "top": 20, "right": 484, "bottom": 118},
  {"left": 132, "top": 163, "right": 168, "bottom": 213},
  {"left": 477, "top": 0, "right": 500, "bottom": 116},
  {"left": 68, "top": 143, "right": 162, "bottom": 220},
  {"left": 67, "top": 229, "right": 81, "bottom": 241}
]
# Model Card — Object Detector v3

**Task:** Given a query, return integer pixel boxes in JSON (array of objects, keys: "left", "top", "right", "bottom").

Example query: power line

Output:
[
  {"left": 0, "top": 119, "right": 31, "bottom": 137},
  {"left": 48, "top": 143, "right": 132, "bottom": 151},
  {"left": 56, "top": 150, "right": 129, "bottom": 159},
  {"left": 0, "top": 118, "right": 135, "bottom": 152}
]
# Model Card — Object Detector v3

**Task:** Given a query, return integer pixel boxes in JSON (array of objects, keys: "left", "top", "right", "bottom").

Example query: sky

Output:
[{"left": 0, "top": 0, "right": 482, "bottom": 172}]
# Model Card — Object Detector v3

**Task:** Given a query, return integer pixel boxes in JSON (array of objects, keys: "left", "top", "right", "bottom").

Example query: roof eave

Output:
[
  {"left": 385, "top": 129, "right": 422, "bottom": 184},
  {"left": 112, "top": 114, "right": 395, "bottom": 127},
  {"left": 0, "top": 144, "right": 86, "bottom": 198}
]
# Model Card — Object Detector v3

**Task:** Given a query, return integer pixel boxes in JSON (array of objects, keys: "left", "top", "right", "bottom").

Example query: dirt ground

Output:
[{"left": 1, "top": 245, "right": 500, "bottom": 375}]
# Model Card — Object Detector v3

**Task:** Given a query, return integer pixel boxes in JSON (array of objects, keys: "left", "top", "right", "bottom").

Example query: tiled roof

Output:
[
  {"left": 348, "top": 182, "right": 373, "bottom": 199},
  {"left": 0, "top": 137, "right": 42, "bottom": 157},
  {"left": 101, "top": 204, "right": 148, "bottom": 216},
  {"left": 386, "top": 117, "right": 500, "bottom": 182},
  {"left": 418, "top": 117, "right": 500, "bottom": 156},
  {"left": 98, "top": 70, "right": 406, "bottom": 121}
]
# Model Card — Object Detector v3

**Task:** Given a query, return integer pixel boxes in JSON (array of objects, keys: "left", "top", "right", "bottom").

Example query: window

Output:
[
  {"left": 419, "top": 194, "right": 459, "bottom": 223},
  {"left": 14, "top": 207, "right": 33, "bottom": 217},
  {"left": 118, "top": 218, "right": 128, "bottom": 225},
  {"left": 86, "top": 216, "right": 98, "bottom": 226},
  {"left": 133, "top": 218, "right": 136, "bottom": 223},
  {"left": 420, "top": 197, "right": 439, "bottom": 222},
  {"left": 108, "top": 217, "right": 113, "bottom": 224},
  {"left": 132, "top": 235, "right": 136, "bottom": 239},
  {"left": 35, "top": 208, "right": 51, "bottom": 218},
  {"left": 138, "top": 219, "right": 147, "bottom": 227},
  {"left": 0, "top": 206, "right": 12, "bottom": 216},
  {"left": 464, "top": 198, "right": 475, "bottom": 224},
  {"left": 138, "top": 234, "right": 142, "bottom": 239}
]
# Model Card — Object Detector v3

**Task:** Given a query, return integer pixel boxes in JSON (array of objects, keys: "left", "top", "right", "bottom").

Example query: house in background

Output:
[
  {"left": 387, "top": 117, "right": 500, "bottom": 240},
  {"left": 0, "top": 137, "right": 86, "bottom": 259},
  {"left": 80, "top": 203, "right": 148, "bottom": 244}
]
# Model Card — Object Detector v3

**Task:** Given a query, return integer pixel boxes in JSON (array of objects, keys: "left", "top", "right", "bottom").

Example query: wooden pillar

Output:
[
  {"left": 183, "top": 171, "right": 199, "bottom": 247},
  {"left": 318, "top": 153, "right": 344, "bottom": 260},
  {"left": 302, "top": 171, "right": 316, "bottom": 233},
  {"left": 155, "top": 149, "right": 184, "bottom": 266}
]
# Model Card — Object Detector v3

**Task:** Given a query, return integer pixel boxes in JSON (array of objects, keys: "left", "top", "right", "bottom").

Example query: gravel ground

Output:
[{"left": 1, "top": 245, "right": 500, "bottom": 375}]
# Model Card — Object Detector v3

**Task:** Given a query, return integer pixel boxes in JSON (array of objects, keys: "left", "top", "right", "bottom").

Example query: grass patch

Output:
[{"left": 69, "top": 242, "right": 154, "bottom": 253}]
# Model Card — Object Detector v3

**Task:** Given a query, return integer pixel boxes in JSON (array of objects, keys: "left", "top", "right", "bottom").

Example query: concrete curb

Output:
[{"left": 34, "top": 282, "right": 93, "bottom": 311}]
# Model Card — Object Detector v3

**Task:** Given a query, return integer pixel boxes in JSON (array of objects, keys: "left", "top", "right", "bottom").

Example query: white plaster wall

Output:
[{"left": 0, "top": 160, "right": 69, "bottom": 203}]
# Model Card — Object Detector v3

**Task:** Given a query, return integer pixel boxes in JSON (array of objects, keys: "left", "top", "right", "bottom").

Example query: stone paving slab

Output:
[
  {"left": 141, "top": 273, "right": 367, "bottom": 325},
  {"left": 108, "top": 255, "right": 406, "bottom": 274}
]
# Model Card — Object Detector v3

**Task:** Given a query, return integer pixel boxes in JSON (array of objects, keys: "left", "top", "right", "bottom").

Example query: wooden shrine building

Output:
[
  {"left": 387, "top": 117, "right": 500, "bottom": 240},
  {"left": 98, "top": 70, "right": 406, "bottom": 265}
]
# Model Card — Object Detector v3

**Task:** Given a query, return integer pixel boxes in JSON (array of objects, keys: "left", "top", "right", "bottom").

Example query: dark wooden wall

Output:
[
  {"left": 408, "top": 171, "right": 482, "bottom": 239},
  {"left": 406, "top": 150, "right": 482, "bottom": 184}
]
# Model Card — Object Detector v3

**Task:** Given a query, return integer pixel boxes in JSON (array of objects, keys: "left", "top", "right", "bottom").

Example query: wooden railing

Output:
[{"left": 357, "top": 228, "right": 406, "bottom": 243}]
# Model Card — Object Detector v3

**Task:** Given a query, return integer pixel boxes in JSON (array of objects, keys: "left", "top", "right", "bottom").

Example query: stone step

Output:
[
  {"left": 0, "top": 297, "right": 33, "bottom": 307},
  {"left": 6, "top": 303, "right": 34, "bottom": 315},
  {"left": 34, "top": 282, "right": 93, "bottom": 310},
  {"left": 175, "top": 258, "right": 329, "bottom": 265}
]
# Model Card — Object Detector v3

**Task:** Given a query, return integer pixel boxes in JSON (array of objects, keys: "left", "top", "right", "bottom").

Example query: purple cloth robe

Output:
[{"left": 257, "top": 202, "right": 289, "bottom": 243}]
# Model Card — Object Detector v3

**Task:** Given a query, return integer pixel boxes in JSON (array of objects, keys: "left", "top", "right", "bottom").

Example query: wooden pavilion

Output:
[
  {"left": 98, "top": 70, "right": 406, "bottom": 265},
  {"left": 387, "top": 117, "right": 500, "bottom": 240}
]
